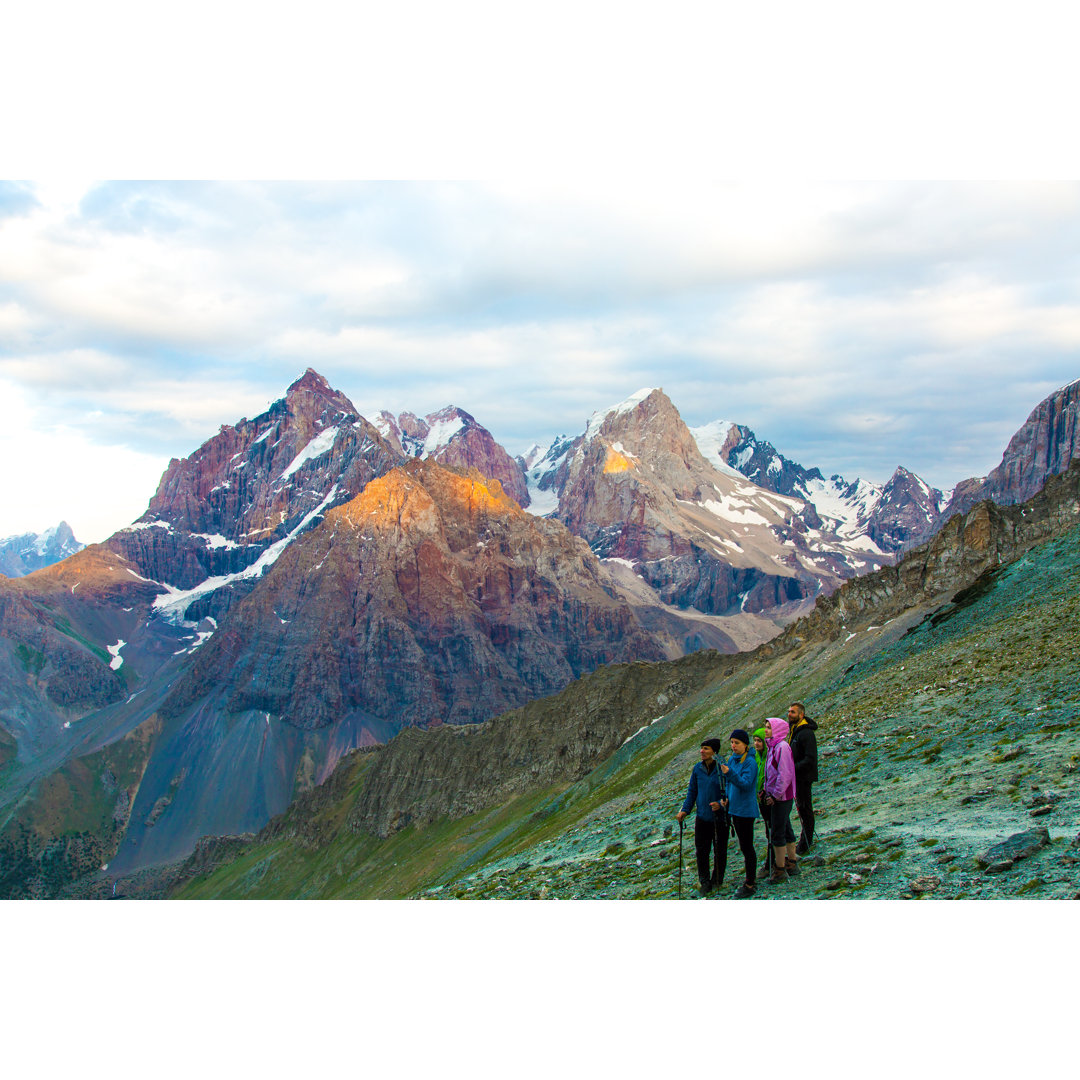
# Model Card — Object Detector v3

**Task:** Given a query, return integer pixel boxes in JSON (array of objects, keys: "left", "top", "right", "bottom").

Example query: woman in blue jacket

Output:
[{"left": 719, "top": 728, "right": 759, "bottom": 899}]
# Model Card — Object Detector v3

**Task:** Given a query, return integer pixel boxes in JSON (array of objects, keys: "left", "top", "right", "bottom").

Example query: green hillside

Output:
[{"left": 173, "top": 521, "right": 1080, "bottom": 901}]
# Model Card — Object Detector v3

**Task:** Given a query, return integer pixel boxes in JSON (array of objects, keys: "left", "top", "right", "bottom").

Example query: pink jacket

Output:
[{"left": 764, "top": 717, "right": 797, "bottom": 801}]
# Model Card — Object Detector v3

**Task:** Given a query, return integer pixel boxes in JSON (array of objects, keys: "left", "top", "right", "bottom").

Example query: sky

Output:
[{"left": 3, "top": 178, "right": 1079, "bottom": 543}]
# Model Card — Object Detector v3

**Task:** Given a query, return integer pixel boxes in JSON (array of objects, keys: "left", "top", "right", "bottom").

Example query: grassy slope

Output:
[{"left": 175, "top": 522, "right": 1080, "bottom": 901}]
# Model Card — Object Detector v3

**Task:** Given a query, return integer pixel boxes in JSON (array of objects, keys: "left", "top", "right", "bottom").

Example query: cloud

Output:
[
  {"left": 2, "top": 180, "right": 1079, "bottom": 532},
  {"left": 0, "top": 181, "right": 38, "bottom": 220},
  {"left": 0, "top": 379, "right": 167, "bottom": 544}
]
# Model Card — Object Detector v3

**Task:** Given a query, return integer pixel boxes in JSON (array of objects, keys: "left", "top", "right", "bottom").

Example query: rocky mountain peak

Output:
[
  {"left": 374, "top": 405, "right": 530, "bottom": 509},
  {"left": 0, "top": 521, "right": 85, "bottom": 577},
  {"left": 284, "top": 368, "right": 360, "bottom": 427}
]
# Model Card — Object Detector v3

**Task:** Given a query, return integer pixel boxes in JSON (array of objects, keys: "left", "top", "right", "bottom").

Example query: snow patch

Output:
[
  {"left": 153, "top": 486, "right": 339, "bottom": 620},
  {"left": 107, "top": 639, "right": 126, "bottom": 670},
  {"left": 194, "top": 533, "right": 240, "bottom": 550},
  {"left": 279, "top": 426, "right": 341, "bottom": 481},
  {"left": 585, "top": 388, "right": 655, "bottom": 442},
  {"left": 622, "top": 716, "right": 665, "bottom": 745},
  {"left": 695, "top": 497, "right": 770, "bottom": 527},
  {"left": 122, "top": 520, "right": 172, "bottom": 533},
  {"left": 422, "top": 415, "right": 465, "bottom": 455}
]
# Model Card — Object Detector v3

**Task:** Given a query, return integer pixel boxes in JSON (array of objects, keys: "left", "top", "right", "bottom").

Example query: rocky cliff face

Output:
[
  {"left": 0, "top": 522, "right": 84, "bottom": 578},
  {"left": 0, "top": 544, "right": 174, "bottom": 760},
  {"left": 374, "top": 405, "right": 530, "bottom": 508},
  {"left": 941, "top": 378, "right": 1080, "bottom": 522},
  {"left": 346, "top": 650, "right": 723, "bottom": 839},
  {"left": 160, "top": 457, "right": 664, "bottom": 736},
  {"left": 527, "top": 389, "right": 877, "bottom": 618},
  {"left": 107, "top": 369, "right": 404, "bottom": 612},
  {"left": 862, "top": 466, "right": 949, "bottom": 552}
]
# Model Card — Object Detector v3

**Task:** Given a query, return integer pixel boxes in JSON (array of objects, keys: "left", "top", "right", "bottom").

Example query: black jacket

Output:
[{"left": 790, "top": 717, "right": 819, "bottom": 784}]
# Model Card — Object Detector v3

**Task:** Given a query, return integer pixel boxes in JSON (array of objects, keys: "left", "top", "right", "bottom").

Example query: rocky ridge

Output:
[
  {"left": 107, "top": 368, "right": 404, "bottom": 619},
  {"left": 693, "top": 420, "right": 949, "bottom": 555},
  {"left": 374, "top": 405, "right": 530, "bottom": 508}
]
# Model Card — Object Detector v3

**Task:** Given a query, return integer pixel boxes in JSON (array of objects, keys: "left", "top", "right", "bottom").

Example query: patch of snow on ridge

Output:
[
  {"left": 689, "top": 419, "right": 735, "bottom": 465},
  {"left": 122, "top": 520, "right": 172, "bottom": 533},
  {"left": 194, "top": 534, "right": 240, "bottom": 550},
  {"left": 279, "top": 426, "right": 341, "bottom": 481},
  {"left": 800, "top": 476, "right": 881, "bottom": 537},
  {"left": 622, "top": 716, "right": 665, "bottom": 745},
  {"left": 525, "top": 484, "right": 560, "bottom": 517},
  {"left": 422, "top": 414, "right": 465, "bottom": 455},
  {"left": 153, "top": 486, "right": 340, "bottom": 620},
  {"left": 585, "top": 388, "right": 656, "bottom": 442},
  {"left": 107, "top": 640, "right": 126, "bottom": 671},
  {"left": 694, "top": 497, "right": 770, "bottom": 527}
]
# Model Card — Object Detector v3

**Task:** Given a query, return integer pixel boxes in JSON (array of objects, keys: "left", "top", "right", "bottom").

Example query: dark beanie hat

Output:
[
  {"left": 701, "top": 738, "right": 723, "bottom": 752},
  {"left": 730, "top": 728, "right": 750, "bottom": 745}
]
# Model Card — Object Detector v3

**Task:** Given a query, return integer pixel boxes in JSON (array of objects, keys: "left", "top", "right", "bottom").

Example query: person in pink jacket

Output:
[{"left": 763, "top": 716, "right": 799, "bottom": 884}]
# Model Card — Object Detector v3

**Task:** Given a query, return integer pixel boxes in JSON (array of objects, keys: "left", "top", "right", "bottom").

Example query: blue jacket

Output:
[
  {"left": 721, "top": 750, "right": 760, "bottom": 819},
  {"left": 681, "top": 760, "right": 724, "bottom": 821}
]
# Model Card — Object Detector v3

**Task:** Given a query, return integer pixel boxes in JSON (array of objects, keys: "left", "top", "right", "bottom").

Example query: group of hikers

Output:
[{"left": 675, "top": 702, "right": 819, "bottom": 899}]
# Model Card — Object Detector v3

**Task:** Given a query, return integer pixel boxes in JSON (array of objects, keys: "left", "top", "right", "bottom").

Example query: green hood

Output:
[{"left": 752, "top": 727, "right": 768, "bottom": 793}]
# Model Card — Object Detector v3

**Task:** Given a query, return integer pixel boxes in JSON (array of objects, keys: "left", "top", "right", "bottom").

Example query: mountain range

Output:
[
  {"left": 1, "top": 370, "right": 1078, "bottom": 893},
  {"left": 0, "top": 522, "right": 83, "bottom": 578}
]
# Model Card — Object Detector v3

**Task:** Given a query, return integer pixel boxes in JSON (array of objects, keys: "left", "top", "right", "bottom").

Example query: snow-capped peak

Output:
[
  {"left": 584, "top": 388, "right": 657, "bottom": 442},
  {"left": 689, "top": 420, "right": 743, "bottom": 478}
]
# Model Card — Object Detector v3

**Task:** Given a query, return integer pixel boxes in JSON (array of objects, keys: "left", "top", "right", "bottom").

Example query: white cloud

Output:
[
  {"left": 2, "top": 180, "right": 1079, "bottom": 530},
  {"left": 0, "top": 380, "right": 167, "bottom": 544}
]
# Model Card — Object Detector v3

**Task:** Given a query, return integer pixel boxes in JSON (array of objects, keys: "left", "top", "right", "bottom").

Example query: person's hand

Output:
[
  {"left": 765, "top": 796, "right": 774, "bottom": 806},
  {"left": 720, "top": 762, "right": 729, "bottom": 774},
  {"left": 676, "top": 811, "right": 687, "bottom": 823},
  {"left": 721, "top": 799, "right": 728, "bottom": 809},
  {"left": 709, "top": 801, "right": 720, "bottom": 812}
]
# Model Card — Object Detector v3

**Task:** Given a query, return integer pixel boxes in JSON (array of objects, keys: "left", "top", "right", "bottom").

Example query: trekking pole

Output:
[{"left": 678, "top": 818, "right": 684, "bottom": 899}]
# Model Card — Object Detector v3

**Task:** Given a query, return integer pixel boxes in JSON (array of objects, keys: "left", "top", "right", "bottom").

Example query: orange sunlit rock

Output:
[{"left": 603, "top": 447, "right": 635, "bottom": 474}]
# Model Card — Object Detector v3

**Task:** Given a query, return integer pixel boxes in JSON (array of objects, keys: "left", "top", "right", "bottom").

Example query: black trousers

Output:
[
  {"left": 795, "top": 781, "right": 815, "bottom": 847},
  {"left": 758, "top": 793, "right": 773, "bottom": 867},
  {"left": 730, "top": 815, "right": 757, "bottom": 885},
  {"left": 694, "top": 814, "right": 729, "bottom": 887}
]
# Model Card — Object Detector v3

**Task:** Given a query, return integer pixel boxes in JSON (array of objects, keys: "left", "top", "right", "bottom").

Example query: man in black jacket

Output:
[{"left": 787, "top": 701, "right": 818, "bottom": 854}]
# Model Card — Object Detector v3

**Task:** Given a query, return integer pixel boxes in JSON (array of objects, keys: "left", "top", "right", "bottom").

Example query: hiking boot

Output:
[
  {"left": 795, "top": 837, "right": 810, "bottom": 856},
  {"left": 785, "top": 857, "right": 801, "bottom": 877},
  {"left": 757, "top": 860, "right": 773, "bottom": 881},
  {"left": 698, "top": 881, "right": 713, "bottom": 895},
  {"left": 768, "top": 867, "right": 789, "bottom": 884},
  {"left": 734, "top": 882, "right": 755, "bottom": 899}
]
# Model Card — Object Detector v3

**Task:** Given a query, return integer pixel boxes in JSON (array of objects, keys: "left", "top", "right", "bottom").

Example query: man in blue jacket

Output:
[{"left": 676, "top": 738, "right": 727, "bottom": 895}]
